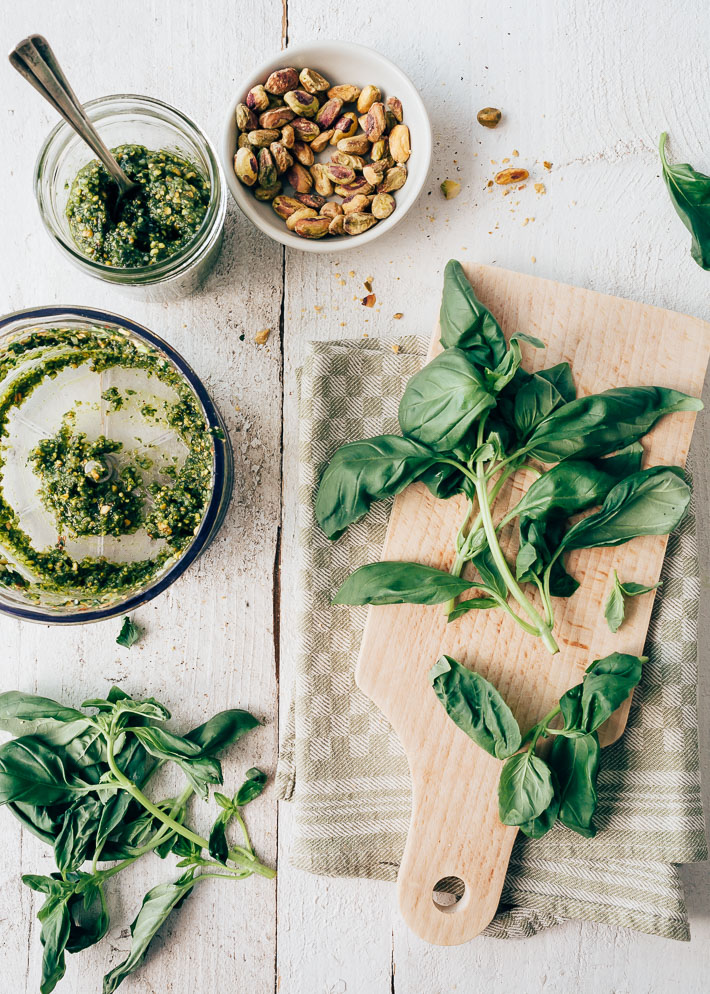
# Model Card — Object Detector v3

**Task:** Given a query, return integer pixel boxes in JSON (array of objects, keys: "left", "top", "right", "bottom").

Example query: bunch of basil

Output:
[
  {"left": 0, "top": 688, "right": 274, "bottom": 993},
  {"left": 430, "top": 651, "right": 645, "bottom": 838},
  {"left": 316, "top": 260, "right": 701, "bottom": 654}
]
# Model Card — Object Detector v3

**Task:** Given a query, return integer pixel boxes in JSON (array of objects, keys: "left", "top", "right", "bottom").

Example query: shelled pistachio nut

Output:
[
  {"left": 280, "top": 124, "right": 295, "bottom": 148},
  {"left": 362, "top": 161, "right": 389, "bottom": 186},
  {"left": 284, "top": 89, "right": 320, "bottom": 118},
  {"left": 336, "top": 177, "right": 374, "bottom": 197},
  {"left": 386, "top": 96, "right": 403, "bottom": 123},
  {"left": 331, "top": 150, "right": 366, "bottom": 171},
  {"left": 343, "top": 212, "right": 377, "bottom": 235},
  {"left": 257, "top": 148, "right": 278, "bottom": 188},
  {"left": 371, "top": 192, "right": 395, "bottom": 219},
  {"left": 357, "top": 84, "right": 382, "bottom": 114},
  {"left": 310, "top": 163, "right": 334, "bottom": 197},
  {"left": 320, "top": 202, "right": 344, "bottom": 219},
  {"left": 389, "top": 124, "right": 411, "bottom": 163},
  {"left": 286, "top": 163, "right": 314, "bottom": 193},
  {"left": 384, "top": 109, "right": 398, "bottom": 133},
  {"left": 310, "top": 129, "right": 334, "bottom": 153},
  {"left": 272, "top": 195, "right": 304, "bottom": 219},
  {"left": 291, "top": 118, "right": 321, "bottom": 142},
  {"left": 259, "top": 106, "right": 296, "bottom": 129},
  {"left": 330, "top": 112, "right": 358, "bottom": 143},
  {"left": 247, "top": 129, "right": 281, "bottom": 148},
  {"left": 265, "top": 67, "right": 300, "bottom": 95},
  {"left": 270, "top": 141, "right": 294, "bottom": 174},
  {"left": 291, "top": 141, "right": 315, "bottom": 166},
  {"left": 236, "top": 103, "right": 258, "bottom": 131},
  {"left": 337, "top": 134, "right": 371, "bottom": 156},
  {"left": 285, "top": 207, "right": 317, "bottom": 231},
  {"left": 300, "top": 67, "right": 330, "bottom": 94},
  {"left": 327, "top": 83, "right": 361, "bottom": 102},
  {"left": 325, "top": 163, "right": 356, "bottom": 185},
  {"left": 370, "top": 137, "right": 389, "bottom": 161},
  {"left": 247, "top": 84, "right": 270, "bottom": 112},
  {"left": 377, "top": 164, "right": 407, "bottom": 193},
  {"left": 237, "top": 133, "right": 251, "bottom": 150},
  {"left": 293, "top": 215, "right": 330, "bottom": 239},
  {"left": 295, "top": 191, "right": 327, "bottom": 210},
  {"left": 234, "top": 146, "right": 258, "bottom": 186},
  {"left": 254, "top": 183, "right": 281, "bottom": 201},
  {"left": 342, "top": 193, "right": 371, "bottom": 215},
  {"left": 363, "top": 102, "right": 386, "bottom": 141},
  {"left": 477, "top": 106, "right": 502, "bottom": 128},
  {"left": 315, "top": 97, "right": 344, "bottom": 129},
  {"left": 440, "top": 179, "right": 461, "bottom": 199},
  {"left": 328, "top": 214, "right": 346, "bottom": 235}
]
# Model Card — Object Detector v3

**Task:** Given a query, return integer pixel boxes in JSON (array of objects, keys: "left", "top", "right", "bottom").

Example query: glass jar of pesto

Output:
[{"left": 35, "top": 95, "right": 227, "bottom": 300}]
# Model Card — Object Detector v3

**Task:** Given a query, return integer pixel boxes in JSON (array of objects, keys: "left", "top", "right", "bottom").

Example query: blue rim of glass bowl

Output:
[{"left": 0, "top": 304, "right": 233, "bottom": 625}]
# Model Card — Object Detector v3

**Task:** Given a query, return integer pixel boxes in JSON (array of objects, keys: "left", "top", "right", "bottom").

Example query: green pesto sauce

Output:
[
  {"left": 65, "top": 145, "right": 210, "bottom": 269},
  {"left": 0, "top": 326, "right": 215, "bottom": 602}
]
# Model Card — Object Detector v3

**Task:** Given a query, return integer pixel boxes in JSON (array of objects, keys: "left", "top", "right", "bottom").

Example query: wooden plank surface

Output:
[{"left": 355, "top": 263, "right": 710, "bottom": 944}]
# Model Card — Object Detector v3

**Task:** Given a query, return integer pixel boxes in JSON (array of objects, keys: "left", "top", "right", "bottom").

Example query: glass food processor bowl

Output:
[{"left": 0, "top": 306, "right": 232, "bottom": 624}]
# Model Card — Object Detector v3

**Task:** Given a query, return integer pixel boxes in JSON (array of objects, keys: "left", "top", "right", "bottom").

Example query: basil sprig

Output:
[
  {"left": 429, "top": 651, "right": 645, "bottom": 839},
  {"left": 604, "top": 570, "right": 660, "bottom": 633},
  {"left": 316, "top": 260, "right": 701, "bottom": 654},
  {"left": 0, "top": 688, "right": 274, "bottom": 993}
]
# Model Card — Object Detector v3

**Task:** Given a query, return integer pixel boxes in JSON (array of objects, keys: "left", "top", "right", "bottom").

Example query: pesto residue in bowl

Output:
[
  {"left": 65, "top": 144, "right": 210, "bottom": 268},
  {"left": 0, "top": 325, "right": 215, "bottom": 602}
]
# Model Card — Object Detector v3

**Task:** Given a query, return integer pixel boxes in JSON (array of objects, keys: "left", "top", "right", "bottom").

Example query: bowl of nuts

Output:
[{"left": 222, "top": 41, "right": 432, "bottom": 250}]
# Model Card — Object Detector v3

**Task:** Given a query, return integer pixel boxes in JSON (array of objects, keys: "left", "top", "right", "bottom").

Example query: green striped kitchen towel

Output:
[{"left": 275, "top": 336, "right": 707, "bottom": 940}]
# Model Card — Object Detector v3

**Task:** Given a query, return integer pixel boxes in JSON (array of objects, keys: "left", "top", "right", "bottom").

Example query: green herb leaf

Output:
[
  {"left": 526, "top": 387, "right": 702, "bottom": 463},
  {"left": 430, "top": 656, "right": 521, "bottom": 759},
  {"left": 0, "top": 738, "right": 89, "bottom": 806},
  {"left": 208, "top": 815, "right": 230, "bottom": 865},
  {"left": 659, "top": 132, "right": 710, "bottom": 270},
  {"left": 131, "top": 727, "right": 222, "bottom": 799},
  {"left": 593, "top": 441, "right": 644, "bottom": 479},
  {"left": 315, "top": 435, "right": 438, "bottom": 540},
  {"left": 512, "top": 460, "right": 617, "bottom": 521},
  {"left": 235, "top": 767, "right": 268, "bottom": 806},
  {"left": 604, "top": 570, "right": 660, "bottom": 633},
  {"left": 498, "top": 751, "right": 555, "bottom": 826},
  {"left": 116, "top": 617, "right": 141, "bottom": 649},
  {"left": 517, "top": 774, "right": 560, "bottom": 839},
  {"left": 36, "top": 888, "right": 71, "bottom": 994},
  {"left": 559, "top": 652, "right": 644, "bottom": 735},
  {"left": 438, "top": 259, "right": 507, "bottom": 367},
  {"left": 446, "top": 596, "right": 499, "bottom": 621},
  {"left": 54, "top": 795, "right": 103, "bottom": 874},
  {"left": 549, "top": 732, "right": 600, "bottom": 837},
  {"left": 512, "top": 362, "right": 576, "bottom": 438},
  {"left": 398, "top": 349, "right": 496, "bottom": 452},
  {"left": 184, "top": 709, "right": 260, "bottom": 756},
  {"left": 0, "top": 691, "right": 85, "bottom": 727},
  {"left": 334, "top": 561, "right": 481, "bottom": 606}
]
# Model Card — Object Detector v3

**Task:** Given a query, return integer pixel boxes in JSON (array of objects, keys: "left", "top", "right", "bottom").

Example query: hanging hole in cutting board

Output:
[{"left": 432, "top": 876, "right": 466, "bottom": 914}]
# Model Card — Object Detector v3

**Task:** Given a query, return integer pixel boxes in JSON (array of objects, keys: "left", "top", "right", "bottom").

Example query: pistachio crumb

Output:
[
  {"left": 543, "top": 161, "right": 552, "bottom": 170},
  {"left": 393, "top": 313, "right": 403, "bottom": 320},
  {"left": 362, "top": 294, "right": 376, "bottom": 307},
  {"left": 392, "top": 343, "right": 401, "bottom": 353},
  {"left": 255, "top": 329, "right": 271, "bottom": 345},
  {"left": 534, "top": 183, "right": 546, "bottom": 195}
]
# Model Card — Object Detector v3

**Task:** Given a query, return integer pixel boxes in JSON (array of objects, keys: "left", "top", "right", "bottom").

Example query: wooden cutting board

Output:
[{"left": 354, "top": 263, "right": 710, "bottom": 946}]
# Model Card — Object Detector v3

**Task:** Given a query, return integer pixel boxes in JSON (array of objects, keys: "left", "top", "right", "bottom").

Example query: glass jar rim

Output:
[{"left": 34, "top": 93, "right": 225, "bottom": 285}]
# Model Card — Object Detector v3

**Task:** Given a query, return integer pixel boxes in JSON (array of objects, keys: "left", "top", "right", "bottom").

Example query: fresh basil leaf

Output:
[
  {"left": 116, "top": 617, "right": 141, "bottom": 649},
  {"left": 526, "top": 387, "right": 702, "bottom": 462},
  {"left": 512, "top": 461, "right": 616, "bottom": 521},
  {"left": 430, "top": 656, "right": 521, "bottom": 759},
  {"left": 471, "top": 545, "right": 508, "bottom": 600},
  {"left": 517, "top": 774, "right": 560, "bottom": 839},
  {"left": 334, "top": 561, "right": 480, "bottom": 606},
  {"left": 130, "top": 727, "right": 222, "bottom": 800},
  {"left": 604, "top": 570, "right": 660, "bottom": 633},
  {"left": 516, "top": 515, "right": 579, "bottom": 597},
  {"left": 36, "top": 889, "right": 71, "bottom": 994},
  {"left": 315, "top": 435, "right": 438, "bottom": 539},
  {"left": 446, "top": 596, "right": 499, "bottom": 622},
  {"left": 559, "top": 652, "right": 644, "bottom": 734},
  {"left": 593, "top": 441, "right": 644, "bottom": 479},
  {"left": 112, "top": 699, "right": 171, "bottom": 724},
  {"left": 102, "top": 874, "right": 195, "bottom": 994},
  {"left": 0, "top": 738, "right": 89, "bottom": 806},
  {"left": 54, "top": 795, "right": 103, "bottom": 874},
  {"left": 498, "top": 751, "right": 555, "bottom": 826},
  {"left": 659, "top": 131, "right": 710, "bottom": 270},
  {"left": 184, "top": 709, "right": 260, "bottom": 757},
  {"left": 483, "top": 339, "right": 523, "bottom": 394},
  {"left": 64, "top": 878, "right": 109, "bottom": 954},
  {"left": 438, "top": 259, "right": 507, "bottom": 367},
  {"left": 549, "top": 732, "right": 600, "bottom": 837},
  {"left": 0, "top": 692, "right": 85, "bottom": 727},
  {"left": 398, "top": 349, "right": 496, "bottom": 452},
  {"left": 418, "top": 461, "right": 474, "bottom": 501},
  {"left": 512, "top": 362, "right": 576, "bottom": 438},
  {"left": 235, "top": 767, "right": 267, "bottom": 806},
  {"left": 558, "top": 467, "right": 691, "bottom": 553},
  {"left": 208, "top": 814, "right": 230, "bottom": 864}
]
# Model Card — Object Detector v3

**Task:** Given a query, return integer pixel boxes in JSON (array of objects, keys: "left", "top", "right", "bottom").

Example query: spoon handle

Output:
[{"left": 9, "top": 34, "right": 137, "bottom": 197}]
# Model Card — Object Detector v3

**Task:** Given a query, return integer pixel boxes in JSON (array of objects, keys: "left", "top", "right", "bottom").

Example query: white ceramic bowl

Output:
[{"left": 221, "top": 40, "right": 432, "bottom": 252}]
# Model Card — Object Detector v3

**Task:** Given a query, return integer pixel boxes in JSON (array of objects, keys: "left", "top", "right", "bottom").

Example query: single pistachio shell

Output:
[
  {"left": 370, "top": 138, "right": 389, "bottom": 161},
  {"left": 284, "top": 89, "right": 320, "bottom": 118},
  {"left": 386, "top": 96, "right": 403, "bottom": 123},
  {"left": 258, "top": 148, "right": 278, "bottom": 188},
  {"left": 259, "top": 106, "right": 296, "bottom": 129},
  {"left": 280, "top": 124, "right": 295, "bottom": 148},
  {"left": 299, "top": 67, "right": 331, "bottom": 94},
  {"left": 364, "top": 102, "right": 386, "bottom": 141},
  {"left": 320, "top": 202, "right": 344, "bottom": 219},
  {"left": 326, "top": 163, "right": 356, "bottom": 185},
  {"left": 265, "top": 67, "right": 300, "bottom": 95},
  {"left": 234, "top": 146, "right": 258, "bottom": 186},
  {"left": 328, "top": 214, "right": 346, "bottom": 235},
  {"left": 310, "top": 129, "right": 334, "bottom": 153},
  {"left": 246, "top": 85, "right": 270, "bottom": 112},
  {"left": 337, "top": 135, "right": 371, "bottom": 156},
  {"left": 327, "top": 83, "right": 361, "bottom": 103},
  {"left": 254, "top": 183, "right": 282, "bottom": 201},
  {"left": 494, "top": 167, "right": 529, "bottom": 185},
  {"left": 247, "top": 129, "right": 280, "bottom": 147},
  {"left": 440, "top": 179, "right": 461, "bottom": 199},
  {"left": 377, "top": 164, "right": 408, "bottom": 193},
  {"left": 335, "top": 177, "right": 374, "bottom": 197},
  {"left": 331, "top": 151, "right": 365, "bottom": 171},
  {"left": 362, "top": 161, "right": 388, "bottom": 186},
  {"left": 310, "top": 163, "right": 334, "bottom": 197},
  {"left": 285, "top": 207, "right": 317, "bottom": 231},
  {"left": 291, "top": 117, "right": 321, "bottom": 142},
  {"left": 357, "top": 84, "right": 382, "bottom": 114},
  {"left": 477, "top": 106, "right": 502, "bottom": 129},
  {"left": 389, "top": 124, "right": 411, "bottom": 163},
  {"left": 295, "top": 191, "right": 327, "bottom": 210},
  {"left": 292, "top": 141, "right": 315, "bottom": 167},
  {"left": 371, "top": 192, "right": 396, "bottom": 219},
  {"left": 270, "top": 141, "right": 294, "bottom": 174},
  {"left": 293, "top": 215, "right": 331, "bottom": 239},
  {"left": 341, "top": 193, "right": 371, "bottom": 215},
  {"left": 316, "top": 97, "right": 344, "bottom": 129},
  {"left": 272, "top": 195, "right": 303, "bottom": 219},
  {"left": 236, "top": 103, "right": 258, "bottom": 132},
  {"left": 286, "top": 163, "right": 314, "bottom": 194},
  {"left": 343, "top": 211, "right": 378, "bottom": 235}
]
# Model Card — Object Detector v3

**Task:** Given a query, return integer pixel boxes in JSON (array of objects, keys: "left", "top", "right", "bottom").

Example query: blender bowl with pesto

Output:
[
  {"left": 65, "top": 144, "right": 210, "bottom": 268},
  {"left": 0, "top": 317, "right": 224, "bottom": 615}
]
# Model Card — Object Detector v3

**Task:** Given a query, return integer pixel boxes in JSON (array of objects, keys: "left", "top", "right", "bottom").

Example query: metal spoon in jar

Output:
[{"left": 9, "top": 34, "right": 140, "bottom": 208}]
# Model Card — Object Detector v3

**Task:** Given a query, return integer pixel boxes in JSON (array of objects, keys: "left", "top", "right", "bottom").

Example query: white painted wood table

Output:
[{"left": 1, "top": 2, "right": 709, "bottom": 992}]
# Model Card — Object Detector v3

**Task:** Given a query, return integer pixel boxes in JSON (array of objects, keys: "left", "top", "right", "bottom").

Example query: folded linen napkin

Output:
[{"left": 275, "top": 336, "right": 707, "bottom": 940}]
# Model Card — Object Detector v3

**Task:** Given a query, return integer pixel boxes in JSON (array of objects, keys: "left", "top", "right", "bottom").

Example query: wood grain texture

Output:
[{"left": 355, "top": 263, "right": 710, "bottom": 945}]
